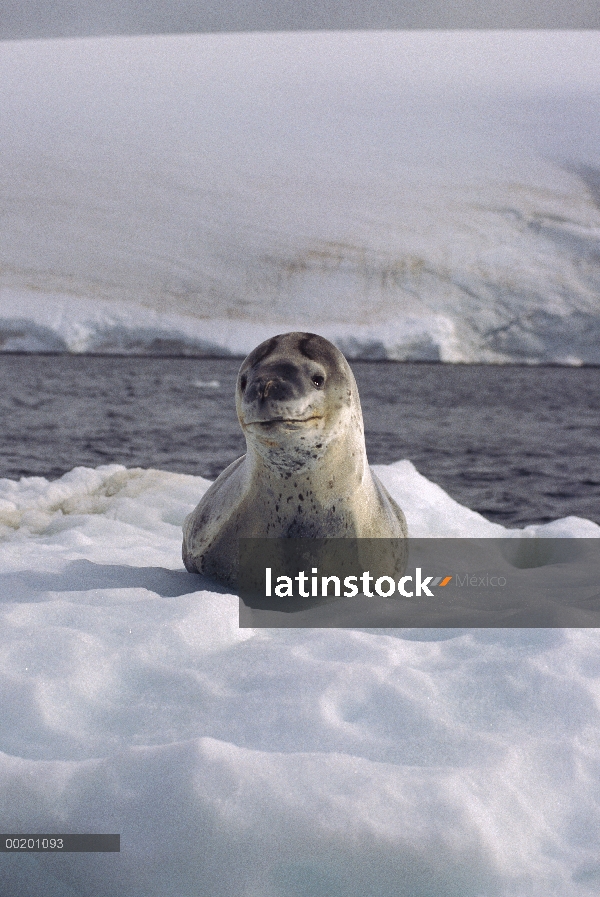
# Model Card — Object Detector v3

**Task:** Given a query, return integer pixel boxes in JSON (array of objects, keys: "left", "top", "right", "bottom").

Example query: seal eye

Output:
[
  {"left": 240, "top": 375, "right": 247, "bottom": 392},
  {"left": 311, "top": 374, "right": 325, "bottom": 389}
]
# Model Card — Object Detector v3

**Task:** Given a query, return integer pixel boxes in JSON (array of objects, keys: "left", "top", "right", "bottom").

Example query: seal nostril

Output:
[
  {"left": 312, "top": 375, "right": 325, "bottom": 389},
  {"left": 240, "top": 375, "right": 247, "bottom": 392}
]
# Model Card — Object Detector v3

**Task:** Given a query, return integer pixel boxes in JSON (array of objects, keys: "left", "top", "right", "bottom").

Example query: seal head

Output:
[{"left": 236, "top": 332, "right": 364, "bottom": 477}]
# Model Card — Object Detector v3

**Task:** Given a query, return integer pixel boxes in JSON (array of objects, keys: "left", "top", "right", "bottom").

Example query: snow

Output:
[
  {"left": 0, "top": 460, "right": 599, "bottom": 895},
  {"left": 1, "top": 31, "right": 600, "bottom": 363}
]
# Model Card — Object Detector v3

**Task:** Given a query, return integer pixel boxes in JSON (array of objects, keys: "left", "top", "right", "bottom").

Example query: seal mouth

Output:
[{"left": 244, "top": 416, "right": 322, "bottom": 427}]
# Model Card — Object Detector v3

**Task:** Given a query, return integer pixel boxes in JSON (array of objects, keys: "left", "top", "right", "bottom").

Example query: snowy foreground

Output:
[
  {"left": 0, "top": 461, "right": 599, "bottom": 896},
  {"left": 1, "top": 31, "right": 600, "bottom": 363}
]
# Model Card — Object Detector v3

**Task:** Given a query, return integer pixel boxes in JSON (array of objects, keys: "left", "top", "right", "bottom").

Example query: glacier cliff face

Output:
[{"left": 1, "top": 31, "right": 599, "bottom": 362}]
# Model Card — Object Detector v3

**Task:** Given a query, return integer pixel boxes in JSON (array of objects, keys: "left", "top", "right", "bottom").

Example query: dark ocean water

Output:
[{"left": 1, "top": 354, "right": 598, "bottom": 528}]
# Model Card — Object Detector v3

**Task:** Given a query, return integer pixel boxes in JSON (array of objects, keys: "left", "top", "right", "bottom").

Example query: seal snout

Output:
[
  {"left": 243, "top": 361, "right": 305, "bottom": 406},
  {"left": 239, "top": 357, "right": 326, "bottom": 428},
  {"left": 253, "top": 374, "right": 294, "bottom": 403}
]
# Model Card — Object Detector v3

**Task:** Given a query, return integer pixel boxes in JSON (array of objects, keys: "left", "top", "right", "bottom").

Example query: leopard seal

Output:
[{"left": 182, "top": 332, "right": 408, "bottom": 590}]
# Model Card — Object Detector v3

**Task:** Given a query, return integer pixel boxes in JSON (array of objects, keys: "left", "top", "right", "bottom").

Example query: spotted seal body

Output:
[{"left": 182, "top": 332, "right": 408, "bottom": 589}]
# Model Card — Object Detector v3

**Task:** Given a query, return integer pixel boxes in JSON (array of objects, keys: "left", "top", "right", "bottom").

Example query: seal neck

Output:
[{"left": 246, "top": 430, "right": 369, "bottom": 495}]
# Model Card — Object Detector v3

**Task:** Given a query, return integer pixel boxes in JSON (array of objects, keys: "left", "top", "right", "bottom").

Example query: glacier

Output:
[{"left": 1, "top": 31, "right": 600, "bottom": 363}]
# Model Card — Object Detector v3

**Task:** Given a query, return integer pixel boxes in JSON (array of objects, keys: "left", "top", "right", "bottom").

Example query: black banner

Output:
[
  {"left": 1, "top": 835, "right": 120, "bottom": 852},
  {"left": 239, "top": 538, "right": 600, "bottom": 628}
]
